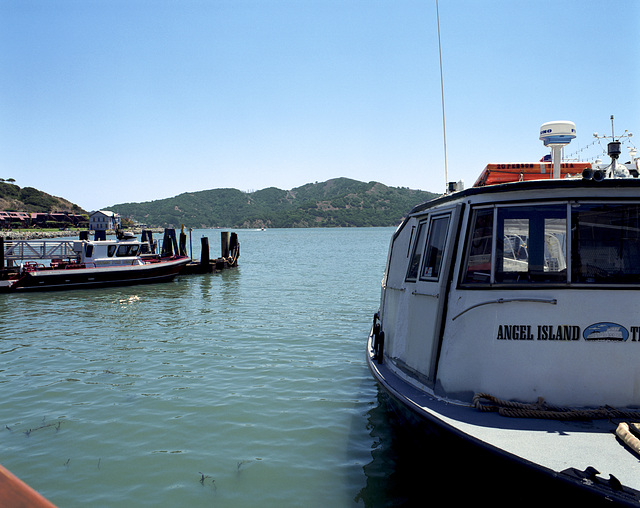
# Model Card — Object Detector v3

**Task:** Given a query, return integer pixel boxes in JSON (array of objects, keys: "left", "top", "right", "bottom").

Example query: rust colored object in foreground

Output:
[{"left": 0, "top": 464, "right": 56, "bottom": 508}]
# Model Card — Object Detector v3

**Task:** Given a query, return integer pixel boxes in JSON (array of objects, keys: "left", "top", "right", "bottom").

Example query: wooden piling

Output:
[
  {"left": 162, "top": 229, "right": 178, "bottom": 257},
  {"left": 221, "top": 231, "right": 229, "bottom": 258},
  {"left": 229, "top": 232, "right": 239, "bottom": 267},
  {"left": 179, "top": 231, "right": 187, "bottom": 257},
  {"left": 178, "top": 230, "right": 239, "bottom": 275},
  {"left": 141, "top": 230, "right": 155, "bottom": 254},
  {"left": 162, "top": 230, "right": 172, "bottom": 256},
  {"left": 201, "top": 236, "right": 210, "bottom": 267}
]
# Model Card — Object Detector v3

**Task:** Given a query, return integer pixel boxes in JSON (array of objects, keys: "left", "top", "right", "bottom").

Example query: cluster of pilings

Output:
[
  {"left": 179, "top": 230, "right": 240, "bottom": 274},
  {"left": 100, "top": 227, "right": 239, "bottom": 274},
  {"left": 147, "top": 228, "right": 240, "bottom": 274}
]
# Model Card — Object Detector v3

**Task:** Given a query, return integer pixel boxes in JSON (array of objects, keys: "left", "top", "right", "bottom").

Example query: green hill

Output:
[
  {"left": 106, "top": 178, "right": 439, "bottom": 228},
  {"left": 0, "top": 182, "right": 85, "bottom": 213}
]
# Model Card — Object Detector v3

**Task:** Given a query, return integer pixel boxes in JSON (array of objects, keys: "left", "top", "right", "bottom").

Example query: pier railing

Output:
[{"left": 2, "top": 240, "right": 78, "bottom": 263}]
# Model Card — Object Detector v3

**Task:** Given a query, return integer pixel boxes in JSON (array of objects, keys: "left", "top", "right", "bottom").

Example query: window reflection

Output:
[
  {"left": 406, "top": 221, "right": 428, "bottom": 281},
  {"left": 572, "top": 204, "right": 640, "bottom": 283},
  {"left": 421, "top": 215, "right": 450, "bottom": 280}
]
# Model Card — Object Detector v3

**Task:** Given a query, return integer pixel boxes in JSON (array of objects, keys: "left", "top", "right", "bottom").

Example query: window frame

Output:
[
  {"left": 461, "top": 206, "right": 495, "bottom": 285},
  {"left": 419, "top": 213, "right": 452, "bottom": 282},
  {"left": 494, "top": 203, "right": 569, "bottom": 284},
  {"left": 460, "top": 199, "right": 640, "bottom": 288},
  {"left": 460, "top": 201, "right": 572, "bottom": 287},
  {"left": 405, "top": 219, "right": 429, "bottom": 282},
  {"left": 570, "top": 201, "right": 640, "bottom": 285}
]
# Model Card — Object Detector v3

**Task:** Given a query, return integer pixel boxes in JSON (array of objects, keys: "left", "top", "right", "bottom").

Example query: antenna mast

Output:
[
  {"left": 611, "top": 114, "right": 615, "bottom": 139},
  {"left": 436, "top": 0, "right": 448, "bottom": 189}
]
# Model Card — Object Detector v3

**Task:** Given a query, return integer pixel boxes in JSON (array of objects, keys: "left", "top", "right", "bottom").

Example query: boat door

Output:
[{"left": 402, "top": 203, "right": 462, "bottom": 386}]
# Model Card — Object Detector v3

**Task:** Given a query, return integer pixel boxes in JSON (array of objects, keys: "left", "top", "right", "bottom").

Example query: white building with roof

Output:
[{"left": 89, "top": 210, "right": 120, "bottom": 231}]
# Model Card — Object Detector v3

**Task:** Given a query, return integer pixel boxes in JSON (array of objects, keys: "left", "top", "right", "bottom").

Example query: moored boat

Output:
[
  {"left": 0, "top": 233, "right": 189, "bottom": 292},
  {"left": 367, "top": 121, "right": 640, "bottom": 504}
]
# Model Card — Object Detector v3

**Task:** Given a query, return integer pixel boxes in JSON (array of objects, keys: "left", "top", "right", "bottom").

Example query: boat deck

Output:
[{"left": 367, "top": 334, "right": 640, "bottom": 505}]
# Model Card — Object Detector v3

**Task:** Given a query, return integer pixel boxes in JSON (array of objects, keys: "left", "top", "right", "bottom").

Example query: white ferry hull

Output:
[
  {"left": 367, "top": 329, "right": 640, "bottom": 505},
  {"left": 369, "top": 169, "right": 640, "bottom": 504}
]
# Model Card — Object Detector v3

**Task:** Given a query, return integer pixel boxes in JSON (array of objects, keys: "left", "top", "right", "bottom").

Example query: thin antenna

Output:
[
  {"left": 436, "top": 0, "right": 448, "bottom": 188},
  {"left": 611, "top": 114, "right": 615, "bottom": 139}
]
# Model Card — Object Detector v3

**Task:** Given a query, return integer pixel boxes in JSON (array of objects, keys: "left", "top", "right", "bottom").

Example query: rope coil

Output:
[
  {"left": 616, "top": 422, "right": 640, "bottom": 456},
  {"left": 473, "top": 393, "right": 640, "bottom": 421}
]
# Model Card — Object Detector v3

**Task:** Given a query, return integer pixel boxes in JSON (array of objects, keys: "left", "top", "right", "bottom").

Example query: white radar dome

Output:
[{"left": 539, "top": 121, "right": 576, "bottom": 147}]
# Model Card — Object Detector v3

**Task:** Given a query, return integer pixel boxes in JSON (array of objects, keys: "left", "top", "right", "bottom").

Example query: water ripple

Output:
[{"left": 0, "top": 228, "right": 393, "bottom": 507}]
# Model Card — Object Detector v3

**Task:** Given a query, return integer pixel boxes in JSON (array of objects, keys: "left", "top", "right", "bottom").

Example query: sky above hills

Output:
[{"left": 1, "top": 0, "right": 638, "bottom": 211}]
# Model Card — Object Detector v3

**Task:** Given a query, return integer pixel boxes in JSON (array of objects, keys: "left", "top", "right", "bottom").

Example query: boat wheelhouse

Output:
[{"left": 367, "top": 121, "right": 640, "bottom": 504}]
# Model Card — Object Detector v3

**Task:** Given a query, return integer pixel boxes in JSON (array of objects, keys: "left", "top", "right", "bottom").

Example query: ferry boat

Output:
[
  {"left": 0, "top": 233, "right": 190, "bottom": 292},
  {"left": 367, "top": 121, "right": 640, "bottom": 504}
]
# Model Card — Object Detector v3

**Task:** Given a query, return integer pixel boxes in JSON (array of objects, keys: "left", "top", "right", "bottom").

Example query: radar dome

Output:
[
  {"left": 540, "top": 121, "right": 576, "bottom": 179},
  {"left": 539, "top": 121, "right": 576, "bottom": 147}
]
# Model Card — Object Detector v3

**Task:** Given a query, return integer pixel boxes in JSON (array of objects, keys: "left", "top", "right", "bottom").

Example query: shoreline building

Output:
[{"left": 89, "top": 210, "right": 120, "bottom": 232}]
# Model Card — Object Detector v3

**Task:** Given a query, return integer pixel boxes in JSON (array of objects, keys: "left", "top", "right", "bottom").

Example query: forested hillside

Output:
[
  {"left": 0, "top": 182, "right": 85, "bottom": 213},
  {"left": 107, "top": 178, "right": 439, "bottom": 228}
]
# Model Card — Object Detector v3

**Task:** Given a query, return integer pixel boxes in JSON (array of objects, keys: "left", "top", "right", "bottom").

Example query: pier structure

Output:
[
  {"left": 0, "top": 238, "right": 77, "bottom": 267},
  {"left": 180, "top": 231, "right": 240, "bottom": 274},
  {"left": 0, "top": 229, "right": 239, "bottom": 274}
]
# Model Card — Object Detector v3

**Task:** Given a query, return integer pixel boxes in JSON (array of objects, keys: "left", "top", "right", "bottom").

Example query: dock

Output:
[
  {"left": 0, "top": 229, "right": 239, "bottom": 275},
  {"left": 175, "top": 229, "right": 240, "bottom": 274},
  {"left": 1, "top": 239, "right": 77, "bottom": 264}
]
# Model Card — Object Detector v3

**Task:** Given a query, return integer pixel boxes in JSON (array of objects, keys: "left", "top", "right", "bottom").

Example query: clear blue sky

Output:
[{"left": 1, "top": 0, "right": 638, "bottom": 211}]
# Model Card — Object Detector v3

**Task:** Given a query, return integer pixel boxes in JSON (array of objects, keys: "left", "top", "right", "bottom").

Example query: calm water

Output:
[
  {"left": 0, "top": 227, "right": 408, "bottom": 507},
  {"left": 0, "top": 227, "right": 597, "bottom": 507}
]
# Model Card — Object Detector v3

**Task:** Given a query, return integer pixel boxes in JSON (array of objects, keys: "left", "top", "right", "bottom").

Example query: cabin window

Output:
[
  {"left": 495, "top": 205, "right": 567, "bottom": 283},
  {"left": 463, "top": 208, "right": 493, "bottom": 283},
  {"left": 113, "top": 244, "right": 140, "bottom": 257},
  {"left": 85, "top": 244, "right": 93, "bottom": 258},
  {"left": 571, "top": 203, "right": 640, "bottom": 283},
  {"left": 406, "top": 220, "right": 428, "bottom": 281},
  {"left": 108, "top": 245, "right": 117, "bottom": 257},
  {"left": 116, "top": 244, "right": 139, "bottom": 257},
  {"left": 463, "top": 201, "right": 640, "bottom": 286},
  {"left": 463, "top": 204, "right": 567, "bottom": 285},
  {"left": 420, "top": 215, "right": 450, "bottom": 280}
]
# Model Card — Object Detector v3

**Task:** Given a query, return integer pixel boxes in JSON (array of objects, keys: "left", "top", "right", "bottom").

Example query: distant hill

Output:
[
  {"left": 106, "top": 178, "right": 439, "bottom": 228},
  {"left": 0, "top": 182, "right": 86, "bottom": 213}
]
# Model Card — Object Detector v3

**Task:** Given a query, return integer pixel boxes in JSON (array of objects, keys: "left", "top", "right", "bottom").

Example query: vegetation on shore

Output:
[
  {"left": 0, "top": 181, "right": 85, "bottom": 214},
  {"left": 107, "top": 178, "right": 439, "bottom": 228},
  {"left": 1, "top": 177, "right": 440, "bottom": 229}
]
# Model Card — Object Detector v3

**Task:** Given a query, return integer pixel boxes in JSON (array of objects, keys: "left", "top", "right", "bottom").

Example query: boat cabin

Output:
[
  {"left": 72, "top": 237, "right": 154, "bottom": 267},
  {"left": 375, "top": 124, "right": 640, "bottom": 408}
]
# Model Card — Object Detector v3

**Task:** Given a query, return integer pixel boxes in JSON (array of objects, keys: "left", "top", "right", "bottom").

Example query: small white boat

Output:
[
  {"left": 367, "top": 121, "right": 640, "bottom": 504},
  {"left": 1, "top": 233, "right": 189, "bottom": 292}
]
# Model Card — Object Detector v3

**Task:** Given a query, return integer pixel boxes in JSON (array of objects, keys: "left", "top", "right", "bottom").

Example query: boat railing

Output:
[
  {"left": 411, "top": 289, "right": 439, "bottom": 298},
  {"left": 381, "top": 284, "right": 406, "bottom": 291},
  {"left": 21, "top": 262, "right": 45, "bottom": 272},
  {"left": 451, "top": 297, "right": 558, "bottom": 321},
  {"left": 3, "top": 240, "right": 77, "bottom": 262}
]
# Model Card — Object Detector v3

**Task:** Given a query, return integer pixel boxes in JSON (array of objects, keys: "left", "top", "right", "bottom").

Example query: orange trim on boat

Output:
[
  {"left": 0, "top": 464, "right": 57, "bottom": 508},
  {"left": 474, "top": 162, "right": 592, "bottom": 187}
]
